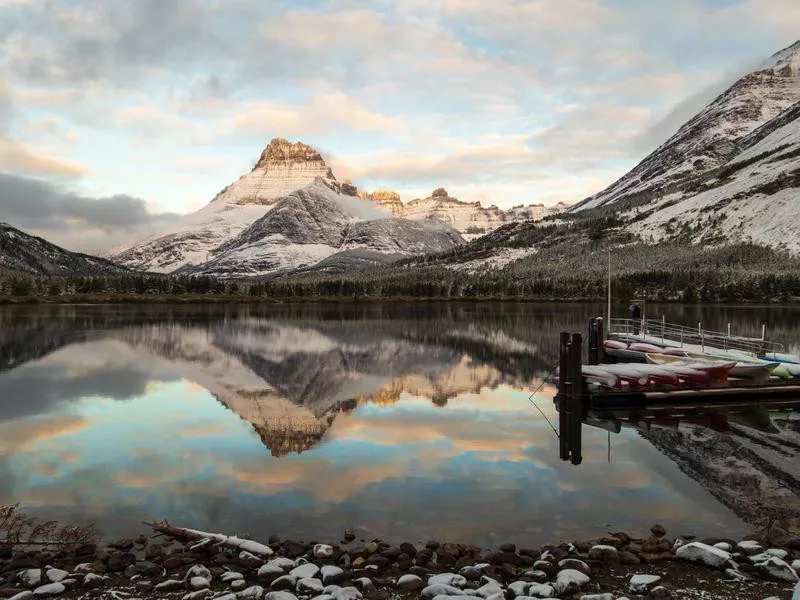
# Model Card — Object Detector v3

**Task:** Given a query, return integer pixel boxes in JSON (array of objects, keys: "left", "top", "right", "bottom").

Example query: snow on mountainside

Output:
[
  {"left": 362, "top": 187, "right": 568, "bottom": 240},
  {"left": 0, "top": 222, "right": 129, "bottom": 276},
  {"left": 575, "top": 40, "right": 800, "bottom": 212},
  {"left": 627, "top": 99, "right": 800, "bottom": 252},
  {"left": 181, "top": 178, "right": 463, "bottom": 277},
  {"left": 114, "top": 138, "right": 335, "bottom": 273}
]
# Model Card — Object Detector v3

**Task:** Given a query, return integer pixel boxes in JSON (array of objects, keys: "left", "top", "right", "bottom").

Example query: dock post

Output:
[
  {"left": 588, "top": 318, "right": 599, "bottom": 365},
  {"left": 597, "top": 318, "right": 605, "bottom": 363},
  {"left": 558, "top": 332, "right": 570, "bottom": 461},
  {"left": 661, "top": 315, "right": 665, "bottom": 344},
  {"left": 569, "top": 332, "right": 584, "bottom": 465},
  {"left": 762, "top": 324, "right": 766, "bottom": 342}
]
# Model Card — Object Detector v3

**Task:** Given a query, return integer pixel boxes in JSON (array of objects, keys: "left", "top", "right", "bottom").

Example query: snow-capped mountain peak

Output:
[
  {"left": 763, "top": 40, "right": 800, "bottom": 77},
  {"left": 211, "top": 137, "right": 338, "bottom": 207}
]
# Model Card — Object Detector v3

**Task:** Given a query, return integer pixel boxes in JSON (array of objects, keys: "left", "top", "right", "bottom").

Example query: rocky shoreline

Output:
[{"left": 1, "top": 522, "right": 799, "bottom": 600}]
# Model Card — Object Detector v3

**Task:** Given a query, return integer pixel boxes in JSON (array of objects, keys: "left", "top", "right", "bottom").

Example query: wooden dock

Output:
[{"left": 553, "top": 318, "right": 800, "bottom": 464}]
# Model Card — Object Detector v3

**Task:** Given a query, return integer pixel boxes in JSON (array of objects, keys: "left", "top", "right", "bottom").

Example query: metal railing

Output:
[{"left": 607, "top": 317, "right": 784, "bottom": 356}]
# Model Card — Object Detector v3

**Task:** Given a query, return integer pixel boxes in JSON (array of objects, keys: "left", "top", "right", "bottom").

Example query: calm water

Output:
[{"left": 2, "top": 302, "right": 799, "bottom": 548}]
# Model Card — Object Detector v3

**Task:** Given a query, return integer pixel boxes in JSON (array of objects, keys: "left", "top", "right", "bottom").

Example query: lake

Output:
[{"left": 2, "top": 302, "right": 799, "bottom": 549}]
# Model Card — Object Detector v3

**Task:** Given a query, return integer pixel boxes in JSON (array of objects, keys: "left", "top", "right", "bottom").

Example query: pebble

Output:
[
  {"left": 82, "top": 574, "right": 104, "bottom": 589},
  {"left": 525, "top": 582, "right": 555, "bottom": 598},
  {"left": 794, "top": 582, "right": 800, "bottom": 600},
  {"left": 182, "top": 591, "right": 211, "bottom": 600},
  {"left": 321, "top": 566, "right": 344, "bottom": 585},
  {"left": 44, "top": 569, "right": 68, "bottom": 584},
  {"left": 266, "top": 593, "right": 299, "bottom": 600},
  {"left": 231, "top": 580, "right": 247, "bottom": 591},
  {"left": 290, "top": 563, "right": 320, "bottom": 579},
  {"left": 736, "top": 540, "right": 763, "bottom": 555},
  {"left": 314, "top": 544, "right": 334, "bottom": 559},
  {"left": 579, "top": 594, "right": 614, "bottom": 600},
  {"left": 459, "top": 564, "right": 488, "bottom": 581},
  {"left": 507, "top": 581, "right": 529, "bottom": 597},
  {"left": 189, "top": 576, "right": 210, "bottom": 590},
  {"left": 272, "top": 575, "right": 299, "bottom": 591},
  {"left": 154, "top": 579, "right": 185, "bottom": 592},
  {"left": 649, "top": 586, "right": 673, "bottom": 599},
  {"left": 588, "top": 545, "right": 619, "bottom": 563},
  {"left": 650, "top": 524, "right": 666, "bottom": 537},
  {"left": 396, "top": 575, "right": 424, "bottom": 590},
  {"left": 332, "top": 587, "right": 363, "bottom": 600},
  {"left": 186, "top": 565, "right": 212, "bottom": 581},
  {"left": 629, "top": 574, "right": 661, "bottom": 594},
  {"left": 238, "top": 585, "right": 266, "bottom": 598},
  {"left": 298, "top": 578, "right": 325, "bottom": 594},
  {"left": 220, "top": 571, "right": 245, "bottom": 583},
  {"left": 422, "top": 584, "right": 466, "bottom": 599},
  {"left": 18, "top": 569, "right": 42, "bottom": 588},
  {"left": 428, "top": 574, "right": 467, "bottom": 588},
  {"left": 258, "top": 563, "right": 286, "bottom": 580},
  {"left": 9, "top": 593, "right": 34, "bottom": 600},
  {"left": 558, "top": 558, "right": 591, "bottom": 575},
  {"left": 270, "top": 557, "right": 296, "bottom": 572},
  {"left": 474, "top": 581, "right": 503, "bottom": 598},
  {"left": 713, "top": 542, "right": 732, "bottom": 552},
  {"left": 32, "top": 583, "right": 65, "bottom": 598},
  {"left": 239, "top": 551, "right": 264, "bottom": 568}
]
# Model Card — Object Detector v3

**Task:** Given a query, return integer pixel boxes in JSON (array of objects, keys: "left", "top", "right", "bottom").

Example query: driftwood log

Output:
[{"left": 145, "top": 520, "right": 274, "bottom": 557}]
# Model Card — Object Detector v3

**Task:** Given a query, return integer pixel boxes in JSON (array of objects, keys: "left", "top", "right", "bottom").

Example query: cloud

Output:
[
  {"left": 220, "top": 92, "right": 406, "bottom": 139},
  {"left": 0, "top": 135, "right": 87, "bottom": 178},
  {"left": 0, "top": 172, "right": 181, "bottom": 252}
]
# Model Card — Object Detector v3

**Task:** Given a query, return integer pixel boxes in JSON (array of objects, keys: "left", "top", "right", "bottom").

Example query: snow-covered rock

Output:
[
  {"left": 32, "top": 583, "right": 65, "bottom": 598},
  {"left": 428, "top": 574, "right": 468, "bottom": 588},
  {"left": 237, "top": 585, "right": 266, "bottom": 599},
  {"left": 331, "top": 587, "right": 362, "bottom": 600},
  {"left": 552, "top": 569, "right": 590, "bottom": 596},
  {"left": 522, "top": 582, "right": 555, "bottom": 598},
  {"left": 8, "top": 592, "right": 33, "bottom": 600},
  {"left": 221, "top": 571, "right": 245, "bottom": 583},
  {"left": 630, "top": 574, "right": 661, "bottom": 594},
  {"left": 190, "top": 576, "right": 210, "bottom": 590},
  {"left": 18, "top": 570, "right": 42, "bottom": 588},
  {"left": 320, "top": 566, "right": 344, "bottom": 585},
  {"left": 675, "top": 542, "right": 731, "bottom": 568},
  {"left": 298, "top": 578, "right": 325, "bottom": 594},
  {"left": 759, "top": 557, "right": 799, "bottom": 582},
  {"left": 186, "top": 565, "right": 213, "bottom": 581},
  {"left": 44, "top": 569, "right": 68, "bottom": 584},
  {"left": 737, "top": 540, "right": 763, "bottom": 555},
  {"left": 423, "top": 584, "right": 467, "bottom": 599},
  {"left": 265, "top": 593, "right": 299, "bottom": 600},
  {"left": 397, "top": 575, "right": 424, "bottom": 590},
  {"left": 289, "top": 563, "right": 319, "bottom": 579},
  {"left": 270, "top": 558, "right": 296, "bottom": 571},
  {"left": 184, "top": 590, "right": 212, "bottom": 600}
]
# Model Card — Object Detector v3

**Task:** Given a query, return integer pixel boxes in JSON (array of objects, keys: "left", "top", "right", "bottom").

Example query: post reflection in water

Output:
[{"left": 0, "top": 303, "right": 798, "bottom": 546}]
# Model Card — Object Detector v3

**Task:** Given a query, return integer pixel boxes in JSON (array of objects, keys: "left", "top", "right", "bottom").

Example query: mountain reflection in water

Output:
[{"left": 0, "top": 303, "right": 799, "bottom": 546}]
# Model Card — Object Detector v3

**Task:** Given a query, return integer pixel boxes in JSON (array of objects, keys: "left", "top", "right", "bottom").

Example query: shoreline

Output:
[
  {"left": 1, "top": 520, "right": 798, "bottom": 600},
  {"left": 1, "top": 294, "right": 799, "bottom": 306}
]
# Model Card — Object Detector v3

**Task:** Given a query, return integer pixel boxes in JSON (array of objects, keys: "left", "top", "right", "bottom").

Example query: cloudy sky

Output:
[{"left": 0, "top": 0, "right": 798, "bottom": 253}]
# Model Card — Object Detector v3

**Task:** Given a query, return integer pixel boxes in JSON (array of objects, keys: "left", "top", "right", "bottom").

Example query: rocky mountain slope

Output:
[
  {"left": 116, "top": 139, "right": 464, "bottom": 277},
  {"left": 0, "top": 222, "right": 129, "bottom": 276},
  {"left": 362, "top": 187, "right": 568, "bottom": 240},
  {"left": 177, "top": 178, "right": 464, "bottom": 277},
  {"left": 575, "top": 40, "right": 800, "bottom": 212},
  {"left": 627, "top": 99, "right": 800, "bottom": 252}
]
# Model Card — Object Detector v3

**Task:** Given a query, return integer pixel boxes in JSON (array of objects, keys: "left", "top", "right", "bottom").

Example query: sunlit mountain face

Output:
[{"left": 1, "top": 303, "right": 799, "bottom": 546}]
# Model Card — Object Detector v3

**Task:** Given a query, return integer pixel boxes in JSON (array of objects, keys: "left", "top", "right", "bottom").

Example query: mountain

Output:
[
  {"left": 575, "top": 40, "right": 800, "bottom": 212},
  {"left": 0, "top": 222, "right": 130, "bottom": 276},
  {"left": 627, "top": 99, "right": 800, "bottom": 252},
  {"left": 177, "top": 178, "right": 464, "bottom": 277},
  {"left": 116, "top": 139, "right": 464, "bottom": 277},
  {"left": 361, "top": 187, "right": 569, "bottom": 240}
]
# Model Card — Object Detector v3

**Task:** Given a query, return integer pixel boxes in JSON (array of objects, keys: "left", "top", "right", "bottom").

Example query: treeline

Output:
[
  {"left": 0, "top": 273, "right": 250, "bottom": 298},
  {"left": 1, "top": 242, "right": 799, "bottom": 304}
]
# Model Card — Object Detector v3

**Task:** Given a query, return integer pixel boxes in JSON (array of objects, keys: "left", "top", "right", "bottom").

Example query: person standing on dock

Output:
[{"left": 629, "top": 303, "right": 642, "bottom": 335}]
